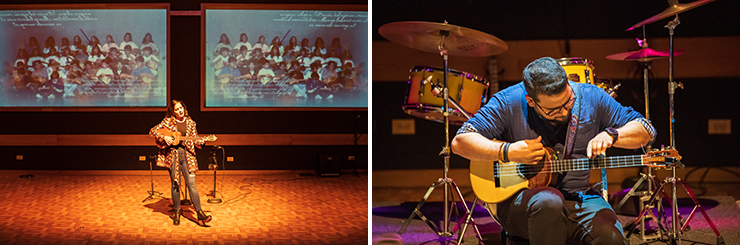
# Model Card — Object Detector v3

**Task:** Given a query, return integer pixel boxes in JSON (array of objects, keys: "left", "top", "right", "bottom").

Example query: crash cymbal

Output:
[
  {"left": 378, "top": 21, "right": 508, "bottom": 57},
  {"left": 626, "top": 0, "right": 716, "bottom": 31},
  {"left": 606, "top": 48, "right": 683, "bottom": 62}
]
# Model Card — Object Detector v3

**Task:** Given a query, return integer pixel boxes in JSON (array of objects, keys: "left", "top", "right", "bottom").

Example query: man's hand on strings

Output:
[
  {"left": 587, "top": 132, "right": 613, "bottom": 158},
  {"left": 508, "top": 136, "right": 545, "bottom": 165}
]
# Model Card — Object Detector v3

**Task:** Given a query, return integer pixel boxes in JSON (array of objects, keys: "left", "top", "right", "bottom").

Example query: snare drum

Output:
[
  {"left": 557, "top": 57, "right": 594, "bottom": 84},
  {"left": 404, "top": 66, "right": 489, "bottom": 125}
]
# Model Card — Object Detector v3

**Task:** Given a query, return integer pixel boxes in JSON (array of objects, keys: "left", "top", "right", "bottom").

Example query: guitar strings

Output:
[
  {"left": 493, "top": 159, "right": 643, "bottom": 177},
  {"left": 491, "top": 155, "right": 645, "bottom": 177}
]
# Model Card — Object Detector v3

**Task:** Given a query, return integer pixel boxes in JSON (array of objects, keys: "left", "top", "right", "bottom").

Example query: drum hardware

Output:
[
  {"left": 381, "top": 21, "right": 507, "bottom": 244},
  {"left": 605, "top": 82, "right": 621, "bottom": 98},
  {"left": 625, "top": 1, "right": 723, "bottom": 244},
  {"left": 419, "top": 75, "right": 433, "bottom": 97}
]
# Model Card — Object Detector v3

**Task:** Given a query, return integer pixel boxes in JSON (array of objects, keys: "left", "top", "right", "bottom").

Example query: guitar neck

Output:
[
  {"left": 548, "top": 155, "right": 644, "bottom": 172},
  {"left": 177, "top": 136, "right": 204, "bottom": 141}
]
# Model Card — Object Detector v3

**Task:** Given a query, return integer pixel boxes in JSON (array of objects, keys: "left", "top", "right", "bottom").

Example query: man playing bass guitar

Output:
[
  {"left": 451, "top": 57, "right": 656, "bottom": 245},
  {"left": 150, "top": 100, "right": 217, "bottom": 226}
]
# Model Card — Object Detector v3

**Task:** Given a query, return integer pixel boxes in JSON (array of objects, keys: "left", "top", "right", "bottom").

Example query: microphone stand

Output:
[
  {"left": 142, "top": 155, "right": 163, "bottom": 202},
  {"left": 207, "top": 146, "right": 224, "bottom": 204}
]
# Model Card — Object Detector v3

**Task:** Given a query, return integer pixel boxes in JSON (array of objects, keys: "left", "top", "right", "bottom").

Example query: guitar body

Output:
[
  {"left": 158, "top": 128, "right": 183, "bottom": 145},
  {"left": 157, "top": 128, "right": 207, "bottom": 146},
  {"left": 470, "top": 147, "right": 557, "bottom": 204}
]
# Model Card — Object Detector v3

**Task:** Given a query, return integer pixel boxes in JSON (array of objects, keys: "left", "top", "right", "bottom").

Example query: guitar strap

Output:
[
  {"left": 562, "top": 83, "right": 609, "bottom": 200},
  {"left": 563, "top": 82, "right": 581, "bottom": 159}
]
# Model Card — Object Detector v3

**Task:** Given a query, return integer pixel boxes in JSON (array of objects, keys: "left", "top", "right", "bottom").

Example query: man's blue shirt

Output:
[{"left": 458, "top": 81, "right": 655, "bottom": 195}]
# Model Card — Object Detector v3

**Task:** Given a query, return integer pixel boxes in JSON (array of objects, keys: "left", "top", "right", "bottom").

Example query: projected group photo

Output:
[
  {"left": 203, "top": 6, "right": 368, "bottom": 109},
  {"left": 0, "top": 7, "right": 168, "bottom": 108}
]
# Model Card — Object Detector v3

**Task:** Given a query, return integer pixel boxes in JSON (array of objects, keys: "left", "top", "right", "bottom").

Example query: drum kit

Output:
[{"left": 379, "top": 0, "right": 721, "bottom": 244}]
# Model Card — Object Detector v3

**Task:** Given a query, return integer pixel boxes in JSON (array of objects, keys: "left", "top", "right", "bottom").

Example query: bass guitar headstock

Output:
[{"left": 642, "top": 146, "right": 682, "bottom": 168}]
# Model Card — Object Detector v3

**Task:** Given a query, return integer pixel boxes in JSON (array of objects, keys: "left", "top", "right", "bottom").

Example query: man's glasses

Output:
[{"left": 533, "top": 87, "right": 576, "bottom": 116}]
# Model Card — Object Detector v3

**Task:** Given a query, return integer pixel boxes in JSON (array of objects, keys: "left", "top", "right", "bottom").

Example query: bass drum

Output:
[{"left": 403, "top": 66, "right": 489, "bottom": 125}]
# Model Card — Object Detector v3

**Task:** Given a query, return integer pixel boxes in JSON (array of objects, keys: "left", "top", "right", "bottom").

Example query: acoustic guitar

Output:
[
  {"left": 469, "top": 144, "right": 681, "bottom": 204},
  {"left": 157, "top": 128, "right": 217, "bottom": 146}
]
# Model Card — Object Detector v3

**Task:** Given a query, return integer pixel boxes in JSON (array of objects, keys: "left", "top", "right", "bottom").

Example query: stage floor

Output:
[
  {"left": 0, "top": 172, "right": 368, "bottom": 244},
  {"left": 372, "top": 184, "right": 740, "bottom": 245}
]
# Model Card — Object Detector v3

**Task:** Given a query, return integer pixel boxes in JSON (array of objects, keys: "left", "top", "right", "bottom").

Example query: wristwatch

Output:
[{"left": 604, "top": 127, "right": 619, "bottom": 143}]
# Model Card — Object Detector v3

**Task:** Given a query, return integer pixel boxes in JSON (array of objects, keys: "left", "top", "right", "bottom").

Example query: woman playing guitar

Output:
[{"left": 149, "top": 100, "right": 217, "bottom": 226}]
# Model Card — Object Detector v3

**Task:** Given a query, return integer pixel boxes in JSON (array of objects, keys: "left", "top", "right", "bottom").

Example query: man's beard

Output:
[
  {"left": 545, "top": 114, "right": 570, "bottom": 127},
  {"left": 550, "top": 117, "right": 568, "bottom": 127}
]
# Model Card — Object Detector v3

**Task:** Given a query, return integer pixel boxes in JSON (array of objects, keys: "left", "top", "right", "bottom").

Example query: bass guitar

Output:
[
  {"left": 469, "top": 144, "right": 681, "bottom": 204},
  {"left": 157, "top": 128, "right": 217, "bottom": 146}
]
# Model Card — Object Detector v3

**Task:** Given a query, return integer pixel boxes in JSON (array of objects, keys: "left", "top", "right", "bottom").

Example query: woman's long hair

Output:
[{"left": 166, "top": 100, "right": 189, "bottom": 119}]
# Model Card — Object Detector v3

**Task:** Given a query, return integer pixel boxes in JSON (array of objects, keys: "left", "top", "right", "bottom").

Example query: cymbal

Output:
[
  {"left": 378, "top": 21, "right": 508, "bottom": 57},
  {"left": 626, "top": 0, "right": 716, "bottom": 31},
  {"left": 606, "top": 48, "right": 683, "bottom": 62}
]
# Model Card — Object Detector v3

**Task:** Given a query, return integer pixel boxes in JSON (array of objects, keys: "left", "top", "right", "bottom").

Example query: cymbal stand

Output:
[
  {"left": 398, "top": 27, "right": 482, "bottom": 244},
  {"left": 616, "top": 30, "right": 664, "bottom": 241},
  {"left": 624, "top": 159, "right": 724, "bottom": 244},
  {"left": 663, "top": 15, "right": 722, "bottom": 245},
  {"left": 666, "top": 15, "right": 681, "bottom": 244}
]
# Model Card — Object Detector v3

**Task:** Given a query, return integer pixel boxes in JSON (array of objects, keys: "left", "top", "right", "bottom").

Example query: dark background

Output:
[
  {"left": 372, "top": 0, "right": 740, "bottom": 169},
  {"left": 372, "top": 0, "right": 740, "bottom": 41},
  {"left": 0, "top": 0, "right": 368, "bottom": 171}
]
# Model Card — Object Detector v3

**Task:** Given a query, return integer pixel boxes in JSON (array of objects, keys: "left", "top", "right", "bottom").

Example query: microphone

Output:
[
  {"left": 421, "top": 75, "right": 444, "bottom": 97},
  {"left": 422, "top": 75, "right": 433, "bottom": 85},
  {"left": 419, "top": 75, "right": 434, "bottom": 96},
  {"left": 212, "top": 145, "right": 223, "bottom": 149}
]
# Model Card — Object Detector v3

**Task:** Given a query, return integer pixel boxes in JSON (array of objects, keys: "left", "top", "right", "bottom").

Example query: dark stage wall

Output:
[
  {"left": 373, "top": 78, "right": 740, "bottom": 170},
  {"left": 371, "top": 0, "right": 740, "bottom": 170},
  {"left": 0, "top": 0, "right": 368, "bottom": 171}
]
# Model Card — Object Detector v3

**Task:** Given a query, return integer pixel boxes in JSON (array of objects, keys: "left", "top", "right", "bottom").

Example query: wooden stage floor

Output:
[{"left": 0, "top": 171, "right": 368, "bottom": 244}]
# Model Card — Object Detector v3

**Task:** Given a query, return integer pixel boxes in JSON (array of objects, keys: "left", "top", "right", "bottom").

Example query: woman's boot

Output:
[
  {"left": 197, "top": 210, "right": 212, "bottom": 224},
  {"left": 173, "top": 208, "right": 182, "bottom": 226}
]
